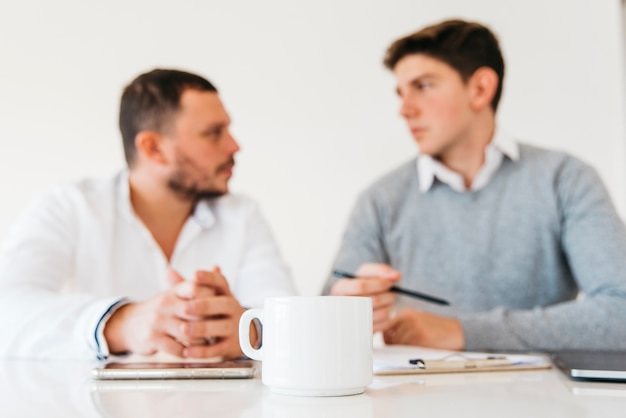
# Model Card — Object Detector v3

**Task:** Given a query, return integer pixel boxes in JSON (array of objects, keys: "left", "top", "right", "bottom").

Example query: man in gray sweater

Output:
[{"left": 323, "top": 19, "right": 626, "bottom": 352}]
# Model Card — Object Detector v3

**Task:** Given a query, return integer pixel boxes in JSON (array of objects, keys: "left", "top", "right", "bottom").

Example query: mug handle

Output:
[{"left": 239, "top": 308, "right": 263, "bottom": 360}]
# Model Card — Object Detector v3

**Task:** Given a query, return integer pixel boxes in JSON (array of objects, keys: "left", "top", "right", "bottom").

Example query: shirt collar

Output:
[
  {"left": 416, "top": 126, "right": 519, "bottom": 193},
  {"left": 117, "top": 170, "right": 134, "bottom": 222},
  {"left": 192, "top": 200, "right": 216, "bottom": 229},
  {"left": 492, "top": 127, "right": 519, "bottom": 162}
]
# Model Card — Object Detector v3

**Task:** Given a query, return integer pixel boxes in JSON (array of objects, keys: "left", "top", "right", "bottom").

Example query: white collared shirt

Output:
[
  {"left": 417, "top": 127, "right": 520, "bottom": 193},
  {"left": 0, "top": 171, "right": 296, "bottom": 359}
]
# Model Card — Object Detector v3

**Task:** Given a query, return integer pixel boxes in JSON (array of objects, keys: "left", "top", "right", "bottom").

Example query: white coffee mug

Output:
[{"left": 239, "top": 296, "right": 373, "bottom": 397}]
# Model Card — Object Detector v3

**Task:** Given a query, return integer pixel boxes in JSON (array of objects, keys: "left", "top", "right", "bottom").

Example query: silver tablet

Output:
[{"left": 91, "top": 360, "right": 255, "bottom": 380}]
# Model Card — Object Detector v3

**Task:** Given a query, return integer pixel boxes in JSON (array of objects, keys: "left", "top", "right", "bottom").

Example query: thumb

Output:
[
  {"left": 168, "top": 269, "right": 186, "bottom": 286},
  {"left": 193, "top": 266, "right": 232, "bottom": 296},
  {"left": 355, "top": 263, "right": 402, "bottom": 282}
]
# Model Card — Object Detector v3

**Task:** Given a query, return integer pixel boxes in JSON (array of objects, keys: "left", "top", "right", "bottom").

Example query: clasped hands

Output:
[
  {"left": 104, "top": 266, "right": 250, "bottom": 359},
  {"left": 330, "top": 263, "right": 465, "bottom": 350}
]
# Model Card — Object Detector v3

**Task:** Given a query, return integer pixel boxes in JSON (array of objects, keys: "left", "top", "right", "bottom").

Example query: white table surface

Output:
[{"left": 2, "top": 358, "right": 626, "bottom": 418}]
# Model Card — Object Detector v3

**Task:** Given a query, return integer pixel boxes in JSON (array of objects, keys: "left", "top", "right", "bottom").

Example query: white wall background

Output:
[{"left": 0, "top": 0, "right": 624, "bottom": 296}]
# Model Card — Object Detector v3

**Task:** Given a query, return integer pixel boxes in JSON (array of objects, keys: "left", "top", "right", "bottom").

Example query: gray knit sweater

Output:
[{"left": 322, "top": 144, "right": 626, "bottom": 351}]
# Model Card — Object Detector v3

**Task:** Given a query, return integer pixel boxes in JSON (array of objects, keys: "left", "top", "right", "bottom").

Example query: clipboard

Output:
[
  {"left": 375, "top": 361, "right": 550, "bottom": 376},
  {"left": 373, "top": 346, "right": 551, "bottom": 376}
]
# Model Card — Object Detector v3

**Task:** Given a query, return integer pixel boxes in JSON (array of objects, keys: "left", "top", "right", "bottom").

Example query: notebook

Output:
[{"left": 551, "top": 351, "right": 626, "bottom": 382}]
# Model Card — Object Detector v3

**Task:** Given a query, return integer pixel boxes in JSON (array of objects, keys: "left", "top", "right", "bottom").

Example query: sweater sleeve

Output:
[{"left": 460, "top": 158, "right": 626, "bottom": 351}]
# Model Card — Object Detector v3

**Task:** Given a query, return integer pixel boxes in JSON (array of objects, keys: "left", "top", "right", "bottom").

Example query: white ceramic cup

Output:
[{"left": 239, "top": 296, "right": 373, "bottom": 397}]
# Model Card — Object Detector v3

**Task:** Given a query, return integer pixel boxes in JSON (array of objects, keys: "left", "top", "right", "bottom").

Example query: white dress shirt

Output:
[
  {"left": 0, "top": 171, "right": 296, "bottom": 359},
  {"left": 417, "top": 127, "right": 520, "bottom": 193}
]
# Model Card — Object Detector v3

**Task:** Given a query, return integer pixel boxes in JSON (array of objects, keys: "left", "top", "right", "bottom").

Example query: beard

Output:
[{"left": 167, "top": 155, "right": 235, "bottom": 202}]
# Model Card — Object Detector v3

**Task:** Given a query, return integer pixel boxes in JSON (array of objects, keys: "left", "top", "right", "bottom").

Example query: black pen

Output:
[{"left": 332, "top": 269, "right": 450, "bottom": 306}]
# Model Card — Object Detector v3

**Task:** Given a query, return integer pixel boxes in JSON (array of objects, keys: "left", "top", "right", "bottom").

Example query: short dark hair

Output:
[
  {"left": 384, "top": 19, "right": 505, "bottom": 111},
  {"left": 119, "top": 69, "right": 218, "bottom": 166}
]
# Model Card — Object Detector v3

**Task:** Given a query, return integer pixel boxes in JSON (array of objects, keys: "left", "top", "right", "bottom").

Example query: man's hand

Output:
[
  {"left": 330, "top": 263, "right": 401, "bottom": 332},
  {"left": 104, "top": 267, "right": 249, "bottom": 359},
  {"left": 177, "top": 267, "right": 248, "bottom": 359},
  {"left": 382, "top": 308, "right": 465, "bottom": 350},
  {"left": 103, "top": 269, "right": 216, "bottom": 357}
]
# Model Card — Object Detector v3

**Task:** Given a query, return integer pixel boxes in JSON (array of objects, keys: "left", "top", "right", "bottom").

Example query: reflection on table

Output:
[{"left": 2, "top": 358, "right": 626, "bottom": 418}]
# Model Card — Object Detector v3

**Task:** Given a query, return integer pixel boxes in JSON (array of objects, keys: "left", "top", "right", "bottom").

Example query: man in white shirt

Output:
[{"left": 0, "top": 69, "right": 296, "bottom": 360}]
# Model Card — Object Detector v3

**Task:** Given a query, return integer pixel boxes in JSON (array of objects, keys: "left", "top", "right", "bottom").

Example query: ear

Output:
[
  {"left": 468, "top": 67, "right": 498, "bottom": 112},
  {"left": 134, "top": 131, "right": 168, "bottom": 165}
]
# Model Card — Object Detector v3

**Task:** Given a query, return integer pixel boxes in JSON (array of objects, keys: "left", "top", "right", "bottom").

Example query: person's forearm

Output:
[
  {"left": 0, "top": 290, "right": 119, "bottom": 359},
  {"left": 459, "top": 295, "right": 626, "bottom": 352}
]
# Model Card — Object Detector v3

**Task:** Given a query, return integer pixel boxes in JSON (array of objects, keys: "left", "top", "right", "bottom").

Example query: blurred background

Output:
[{"left": 0, "top": 0, "right": 624, "bottom": 296}]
